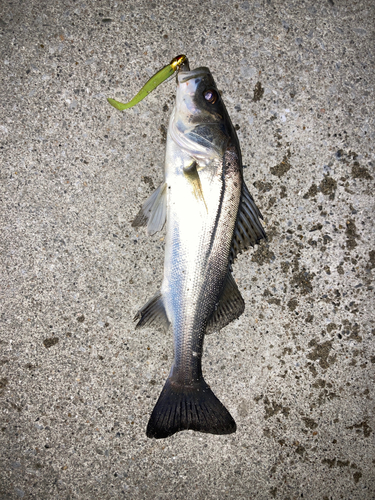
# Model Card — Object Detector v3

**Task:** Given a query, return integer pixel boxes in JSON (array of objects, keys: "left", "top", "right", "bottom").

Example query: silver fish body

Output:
[{"left": 133, "top": 66, "right": 266, "bottom": 438}]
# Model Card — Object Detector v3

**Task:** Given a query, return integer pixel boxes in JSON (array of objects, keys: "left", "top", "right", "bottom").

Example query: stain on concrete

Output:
[
  {"left": 295, "top": 444, "right": 306, "bottom": 456},
  {"left": 319, "top": 174, "right": 337, "bottom": 200},
  {"left": 309, "top": 222, "right": 323, "bottom": 232},
  {"left": 263, "top": 396, "right": 290, "bottom": 419},
  {"left": 353, "top": 471, "right": 363, "bottom": 483},
  {"left": 159, "top": 124, "right": 167, "bottom": 144},
  {"left": 287, "top": 298, "right": 298, "bottom": 311},
  {"left": 351, "top": 163, "right": 373, "bottom": 180},
  {"left": 253, "top": 180, "right": 272, "bottom": 192},
  {"left": 337, "top": 460, "right": 350, "bottom": 467},
  {"left": 280, "top": 185, "right": 287, "bottom": 198},
  {"left": 323, "top": 234, "right": 332, "bottom": 246},
  {"left": 345, "top": 219, "right": 359, "bottom": 250},
  {"left": 270, "top": 150, "right": 291, "bottom": 177},
  {"left": 305, "top": 313, "right": 314, "bottom": 323},
  {"left": 340, "top": 321, "right": 362, "bottom": 342},
  {"left": 322, "top": 458, "right": 336, "bottom": 469},
  {"left": 312, "top": 379, "right": 326, "bottom": 389},
  {"left": 142, "top": 176, "right": 155, "bottom": 190},
  {"left": 43, "top": 337, "right": 59, "bottom": 348},
  {"left": 322, "top": 457, "right": 361, "bottom": 481},
  {"left": 270, "top": 487, "right": 277, "bottom": 498},
  {"left": 0, "top": 378, "right": 8, "bottom": 395},
  {"left": 280, "top": 261, "right": 291, "bottom": 273},
  {"left": 251, "top": 241, "right": 276, "bottom": 265},
  {"left": 302, "top": 417, "right": 318, "bottom": 429},
  {"left": 347, "top": 420, "right": 372, "bottom": 438},
  {"left": 253, "top": 81, "right": 264, "bottom": 102},
  {"left": 290, "top": 269, "right": 315, "bottom": 295},
  {"left": 268, "top": 298, "right": 281, "bottom": 306},
  {"left": 316, "top": 388, "right": 339, "bottom": 407},
  {"left": 303, "top": 183, "right": 318, "bottom": 199},
  {"left": 10, "top": 402, "right": 22, "bottom": 412},
  {"left": 307, "top": 340, "right": 334, "bottom": 369},
  {"left": 367, "top": 250, "right": 375, "bottom": 269},
  {"left": 268, "top": 196, "right": 276, "bottom": 208},
  {"left": 327, "top": 323, "right": 337, "bottom": 333},
  {"left": 336, "top": 264, "right": 345, "bottom": 275},
  {"left": 306, "top": 362, "right": 318, "bottom": 377}
]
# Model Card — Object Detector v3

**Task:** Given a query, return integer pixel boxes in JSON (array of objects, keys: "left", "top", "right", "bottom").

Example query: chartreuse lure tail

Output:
[{"left": 107, "top": 55, "right": 187, "bottom": 110}]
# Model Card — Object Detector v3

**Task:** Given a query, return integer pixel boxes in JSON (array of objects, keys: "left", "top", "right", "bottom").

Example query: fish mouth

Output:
[{"left": 178, "top": 67, "right": 211, "bottom": 84}]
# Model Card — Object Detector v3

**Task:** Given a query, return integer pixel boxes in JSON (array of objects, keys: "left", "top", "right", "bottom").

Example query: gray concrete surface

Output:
[{"left": 1, "top": 0, "right": 374, "bottom": 498}]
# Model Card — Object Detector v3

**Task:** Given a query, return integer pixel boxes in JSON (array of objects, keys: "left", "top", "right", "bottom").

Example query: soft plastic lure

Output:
[{"left": 107, "top": 55, "right": 188, "bottom": 110}]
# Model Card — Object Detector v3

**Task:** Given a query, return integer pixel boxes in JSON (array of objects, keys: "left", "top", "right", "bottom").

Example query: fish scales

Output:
[
  {"left": 164, "top": 148, "right": 241, "bottom": 385},
  {"left": 132, "top": 64, "right": 266, "bottom": 438}
]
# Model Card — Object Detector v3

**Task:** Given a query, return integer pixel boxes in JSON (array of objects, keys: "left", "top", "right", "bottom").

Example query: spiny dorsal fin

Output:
[
  {"left": 230, "top": 182, "right": 266, "bottom": 265},
  {"left": 132, "top": 182, "right": 167, "bottom": 235},
  {"left": 134, "top": 291, "right": 170, "bottom": 333},
  {"left": 206, "top": 272, "right": 245, "bottom": 334}
]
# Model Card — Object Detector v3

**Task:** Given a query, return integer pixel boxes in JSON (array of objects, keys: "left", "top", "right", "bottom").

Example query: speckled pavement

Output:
[{"left": 1, "top": 1, "right": 374, "bottom": 498}]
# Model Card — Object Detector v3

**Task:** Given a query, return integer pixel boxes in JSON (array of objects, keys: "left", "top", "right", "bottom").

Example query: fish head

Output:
[{"left": 169, "top": 67, "right": 239, "bottom": 166}]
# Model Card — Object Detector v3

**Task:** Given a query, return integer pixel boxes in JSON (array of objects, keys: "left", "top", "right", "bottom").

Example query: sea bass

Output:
[{"left": 132, "top": 63, "right": 266, "bottom": 439}]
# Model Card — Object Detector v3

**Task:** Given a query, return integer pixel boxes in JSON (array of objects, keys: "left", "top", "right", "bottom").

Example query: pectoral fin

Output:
[
  {"left": 132, "top": 182, "right": 167, "bottom": 235},
  {"left": 206, "top": 272, "right": 245, "bottom": 334},
  {"left": 183, "top": 161, "right": 207, "bottom": 211}
]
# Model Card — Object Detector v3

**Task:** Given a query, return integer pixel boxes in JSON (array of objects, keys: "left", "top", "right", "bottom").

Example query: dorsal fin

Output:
[
  {"left": 230, "top": 182, "right": 266, "bottom": 265},
  {"left": 132, "top": 182, "right": 167, "bottom": 235},
  {"left": 206, "top": 272, "right": 245, "bottom": 334}
]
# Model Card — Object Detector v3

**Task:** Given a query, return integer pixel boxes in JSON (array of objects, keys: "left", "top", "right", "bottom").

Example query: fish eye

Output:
[{"left": 203, "top": 89, "right": 218, "bottom": 104}]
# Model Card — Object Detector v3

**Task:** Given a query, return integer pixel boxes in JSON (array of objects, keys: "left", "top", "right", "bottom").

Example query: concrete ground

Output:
[{"left": 1, "top": 0, "right": 374, "bottom": 498}]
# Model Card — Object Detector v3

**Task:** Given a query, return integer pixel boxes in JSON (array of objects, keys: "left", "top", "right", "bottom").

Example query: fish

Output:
[{"left": 131, "top": 61, "right": 266, "bottom": 439}]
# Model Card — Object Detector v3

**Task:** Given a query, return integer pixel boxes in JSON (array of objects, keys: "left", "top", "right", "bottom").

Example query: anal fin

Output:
[{"left": 134, "top": 291, "right": 170, "bottom": 333}]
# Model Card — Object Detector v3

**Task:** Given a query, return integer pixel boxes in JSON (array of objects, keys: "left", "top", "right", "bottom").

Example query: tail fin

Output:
[{"left": 146, "top": 377, "right": 236, "bottom": 439}]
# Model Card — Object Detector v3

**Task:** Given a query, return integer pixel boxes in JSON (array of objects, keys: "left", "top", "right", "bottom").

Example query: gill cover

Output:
[{"left": 169, "top": 68, "right": 234, "bottom": 165}]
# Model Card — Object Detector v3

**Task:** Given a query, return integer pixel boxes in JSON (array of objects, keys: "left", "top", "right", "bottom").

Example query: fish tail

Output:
[{"left": 146, "top": 377, "right": 236, "bottom": 439}]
